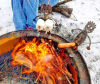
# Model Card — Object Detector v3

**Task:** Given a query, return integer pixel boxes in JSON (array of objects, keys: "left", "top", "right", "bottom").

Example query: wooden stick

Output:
[{"left": 58, "top": 42, "right": 75, "bottom": 48}]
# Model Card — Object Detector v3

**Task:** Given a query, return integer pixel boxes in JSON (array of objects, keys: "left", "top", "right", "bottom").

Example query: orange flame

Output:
[{"left": 11, "top": 38, "right": 72, "bottom": 84}]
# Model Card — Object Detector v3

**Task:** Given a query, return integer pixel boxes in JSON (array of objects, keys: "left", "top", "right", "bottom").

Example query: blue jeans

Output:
[{"left": 11, "top": 0, "right": 58, "bottom": 30}]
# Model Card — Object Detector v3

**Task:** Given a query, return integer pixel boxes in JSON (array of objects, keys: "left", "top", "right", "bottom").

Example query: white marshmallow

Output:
[
  {"left": 36, "top": 19, "right": 45, "bottom": 31},
  {"left": 44, "top": 19, "right": 54, "bottom": 32}
]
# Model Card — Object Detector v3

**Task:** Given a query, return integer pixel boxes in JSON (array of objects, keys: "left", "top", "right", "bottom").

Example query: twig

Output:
[{"left": 70, "top": 13, "right": 78, "bottom": 21}]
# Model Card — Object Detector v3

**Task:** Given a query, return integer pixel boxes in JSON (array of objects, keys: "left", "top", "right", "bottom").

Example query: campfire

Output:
[
  {"left": 0, "top": 30, "right": 91, "bottom": 84},
  {"left": 11, "top": 37, "right": 74, "bottom": 84}
]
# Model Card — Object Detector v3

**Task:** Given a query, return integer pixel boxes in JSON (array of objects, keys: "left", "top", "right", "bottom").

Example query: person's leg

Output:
[
  {"left": 23, "top": 0, "right": 39, "bottom": 29},
  {"left": 39, "top": 0, "right": 58, "bottom": 6},
  {"left": 11, "top": 0, "right": 26, "bottom": 30}
]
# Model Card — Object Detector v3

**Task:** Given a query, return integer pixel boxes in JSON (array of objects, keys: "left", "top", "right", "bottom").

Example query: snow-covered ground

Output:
[{"left": 0, "top": 0, "right": 100, "bottom": 84}]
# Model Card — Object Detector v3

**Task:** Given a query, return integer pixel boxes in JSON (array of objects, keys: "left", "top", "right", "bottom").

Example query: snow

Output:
[
  {"left": 0, "top": 0, "right": 15, "bottom": 35},
  {"left": 0, "top": 0, "right": 100, "bottom": 84}
]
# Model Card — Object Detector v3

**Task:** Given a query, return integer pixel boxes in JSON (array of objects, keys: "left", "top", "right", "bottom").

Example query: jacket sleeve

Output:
[{"left": 11, "top": 0, "right": 26, "bottom": 30}]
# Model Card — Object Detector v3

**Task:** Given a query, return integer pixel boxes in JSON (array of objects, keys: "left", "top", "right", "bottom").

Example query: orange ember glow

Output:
[{"left": 11, "top": 38, "right": 73, "bottom": 84}]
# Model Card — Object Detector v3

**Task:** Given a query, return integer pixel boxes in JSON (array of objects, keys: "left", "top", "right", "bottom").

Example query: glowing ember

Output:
[{"left": 11, "top": 38, "right": 73, "bottom": 84}]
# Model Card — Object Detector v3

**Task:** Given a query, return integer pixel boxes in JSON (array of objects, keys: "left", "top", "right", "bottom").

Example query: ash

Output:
[{"left": 0, "top": 0, "right": 100, "bottom": 84}]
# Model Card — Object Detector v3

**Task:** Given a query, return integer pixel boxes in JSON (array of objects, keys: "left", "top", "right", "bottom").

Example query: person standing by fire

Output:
[{"left": 11, "top": 0, "right": 58, "bottom": 30}]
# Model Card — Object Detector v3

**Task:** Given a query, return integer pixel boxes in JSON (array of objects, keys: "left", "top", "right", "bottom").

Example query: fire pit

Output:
[{"left": 0, "top": 30, "right": 91, "bottom": 84}]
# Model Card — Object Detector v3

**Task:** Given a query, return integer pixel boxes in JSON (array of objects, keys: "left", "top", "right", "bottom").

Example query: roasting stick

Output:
[{"left": 58, "top": 42, "right": 75, "bottom": 48}]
